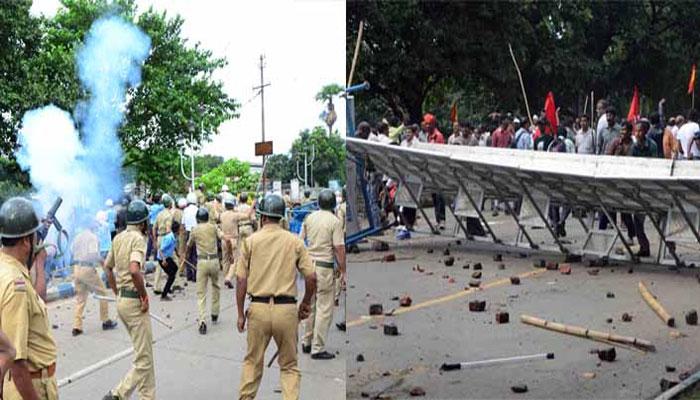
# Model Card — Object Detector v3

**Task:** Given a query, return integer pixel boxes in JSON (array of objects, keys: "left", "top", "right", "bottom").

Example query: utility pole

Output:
[{"left": 253, "top": 54, "right": 271, "bottom": 193}]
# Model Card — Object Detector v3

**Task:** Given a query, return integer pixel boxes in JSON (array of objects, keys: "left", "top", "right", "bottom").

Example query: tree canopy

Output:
[
  {"left": 290, "top": 126, "right": 345, "bottom": 187},
  {"left": 347, "top": 1, "right": 700, "bottom": 125},
  {"left": 196, "top": 158, "right": 259, "bottom": 195}
]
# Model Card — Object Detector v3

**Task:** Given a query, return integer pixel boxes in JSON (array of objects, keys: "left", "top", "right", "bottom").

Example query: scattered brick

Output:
[
  {"left": 628, "top": 268, "right": 634, "bottom": 274},
  {"left": 582, "top": 372, "right": 596, "bottom": 379},
  {"left": 559, "top": 264, "right": 571, "bottom": 275},
  {"left": 414, "top": 265, "right": 425, "bottom": 273},
  {"left": 443, "top": 249, "right": 451, "bottom": 256},
  {"left": 666, "top": 365, "right": 676, "bottom": 373},
  {"left": 498, "top": 263, "right": 506, "bottom": 270},
  {"left": 587, "top": 269, "right": 599, "bottom": 276},
  {"left": 510, "top": 276, "right": 521, "bottom": 285},
  {"left": 621, "top": 313, "right": 633, "bottom": 322},
  {"left": 493, "top": 254, "right": 503, "bottom": 262},
  {"left": 606, "top": 292, "right": 615, "bottom": 298},
  {"left": 383, "top": 254, "right": 396, "bottom": 262},
  {"left": 597, "top": 348, "right": 616, "bottom": 362},
  {"left": 469, "top": 280, "right": 481, "bottom": 288},
  {"left": 444, "top": 256, "right": 455, "bottom": 266},
  {"left": 391, "top": 296, "right": 400, "bottom": 301},
  {"left": 534, "top": 260, "right": 546, "bottom": 269},
  {"left": 356, "top": 354, "right": 365, "bottom": 362},
  {"left": 660, "top": 379, "right": 679, "bottom": 391},
  {"left": 680, "top": 371, "right": 691, "bottom": 380},
  {"left": 427, "top": 249, "right": 434, "bottom": 254},
  {"left": 473, "top": 263, "right": 483, "bottom": 270},
  {"left": 511, "top": 385, "right": 528, "bottom": 393},
  {"left": 686, "top": 309, "right": 698, "bottom": 325},
  {"left": 546, "top": 261, "right": 558, "bottom": 270},
  {"left": 399, "top": 296, "right": 412, "bottom": 307},
  {"left": 606, "top": 318, "right": 613, "bottom": 324},
  {"left": 369, "top": 304, "right": 383, "bottom": 316},
  {"left": 472, "top": 271, "right": 482, "bottom": 279},
  {"left": 409, "top": 387, "right": 426, "bottom": 397},
  {"left": 361, "top": 392, "right": 369, "bottom": 398},
  {"left": 469, "top": 300, "right": 486, "bottom": 312},
  {"left": 383, "top": 323, "right": 399, "bottom": 336},
  {"left": 448, "top": 277, "right": 455, "bottom": 283},
  {"left": 462, "top": 264, "right": 470, "bottom": 269},
  {"left": 496, "top": 311, "right": 509, "bottom": 324},
  {"left": 425, "top": 272, "right": 434, "bottom": 276}
]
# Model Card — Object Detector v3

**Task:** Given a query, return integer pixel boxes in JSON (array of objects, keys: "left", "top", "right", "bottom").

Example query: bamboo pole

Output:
[
  {"left": 508, "top": 43, "right": 533, "bottom": 127},
  {"left": 638, "top": 281, "right": 675, "bottom": 327},
  {"left": 347, "top": 21, "right": 364, "bottom": 88},
  {"left": 520, "top": 314, "right": 655, "bottom": 351}
]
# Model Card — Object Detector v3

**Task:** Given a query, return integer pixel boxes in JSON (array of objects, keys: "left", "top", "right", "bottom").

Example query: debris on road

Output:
[
  {"left": 606, "top": 292, "right": 615, "bottom": 298},
  {"left": 399, "top": 296, "right": 412, "bottom": 307},
  {"left": 520, "top": 314, "right": 655, "bottom": 351},
  {"left": 559, "top": 264, "right": 571, "bottom": 275},
  {"left": 606, "top": 318, "right": 613, "bottom": 324},
  {"left": 469, "top": 280, "right": 481, "bottom": 288},
  {"left": 494, "top": 254, "right": 503, "bottom": 262},
  {"left": 440, "top": 353, "right": 554, "bottom": 371},
  {"left": 510, "top": 276, "right": 521, "bottom": 285},
  {"left": 666, "top": 365, "right": 676, "bottom": 372},
  {"left": 409, "top": 387, "right": 426, "bottom": 397},
  {"left": 511, "top": 385, "right": 528, "bottom": 393},
  {"left": 594, "top": 347, "right": 616, "bottom": 362},
  {"left": 639, "top": 281, "right": 675, "bottom": 327},
  {"left": 534, "top": 260, "right": 546, "bottom": 269},
  {"left": 383, "top": 254, "right": 396, "bottom": 262},
  {"left": 473, "top": 263, "right": 483, "bottom": 270},
  {"left": 582, "top": 372, "right": 596, "bottom": 379},
  {"left": 659, "top": 378, "right": 679, "bottom": 391},
  {"left": 427, "top": 249, "right": 434, "bottom": 254},
  {"left": 444, "top": 256, "right": 455, "bottom": 266},
  {"left": 448, "top": 277, "right": 456, "bottom": 283},
  {"left": 498, "top": 263, "right": 506, "bottom": 270},
  {"left": 462, "top": 264, "right": 470, "bottom": 269},
  {"left": 356, "top": 354, "right": 365, "bottom": 362},
  {"left": 587, "top": 269, "right": 599, "bottom": 276},
  {"left": 686, "top": 309, "right": 698, "bottom": 325},
  {"left": 443, "top": 248, "right": 450, "bottom": 256},
  {"left": 383, "top": 323, "right": 399, "bottom": 336},
  {"left": 369, "top": 304, "right": 383, "bottom": 316},
  {"left": 413, "top": 265, "right": 425, "bottom": 273},
  {"left": 496, "top": 311, "right": 509, "bottom": 324},
  {"left": 546, "top": 261, "right": 558, "bottom": 270},
  {"left": 472, "top": 271, "right": 482, "bottom": 279},
  {"left": 621, "top": 313, "right": 633, "bottom": 322},
  {"left": 469, "top": 300, "right": 486, "bottom": 312}
]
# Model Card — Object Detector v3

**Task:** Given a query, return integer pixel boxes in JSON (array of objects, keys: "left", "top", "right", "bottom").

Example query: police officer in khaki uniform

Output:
[
  {"left": 152, "top": 195, "right": 173, "bottom": 295},
  {"left": 195, "top": 183, "right": 207, "bottom": 206},
  {"left": 171, "top": 197, "right": 187, "bottom": 289},
  {"left": 184, "top": 207, "right": 223, "bottom": 334},
  {"left": 236, "top": 194, "right": 317, "bottom": 400},
  {"left": 220, "top": 194, "right": 252, "bottom": 289},
  {"left": 103, "top": 200, "right": 155, "bottom": 400},
  {"left": 0, "top": 197, "right": 58, "bottom": 400},
  {"left": 334, "top": 189, "right": 347, "bottom": 306},
  {"left": 300, "top": 189, "right": 346, "bottom": 360},
  {"left": 71, "top": 223, "right": 118, "bottom": 336}
]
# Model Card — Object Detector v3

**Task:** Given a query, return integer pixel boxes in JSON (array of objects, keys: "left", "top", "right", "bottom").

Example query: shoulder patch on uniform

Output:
[{"left": 14, "top": 278, "right": 27, "bottom": 292}]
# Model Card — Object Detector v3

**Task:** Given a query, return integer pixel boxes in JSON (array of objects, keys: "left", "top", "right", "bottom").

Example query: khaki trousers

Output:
[
  {"left": 4, "top": 373, "right": 57, "bottom": 400},
  {"left": 222, "top": 237, "right": 238, "bottom": 281},
  {"left": 196, "top": 260, "right": 221, "bottom": 322},
  {"left": 113, "top": 297, "right": 155, "bottom": 400},
  {"left": 238, "top": 302, "right": 299, "bottom": 400},
  {"left": 153, "top": 236, "right": 164, "bottom": 291},
  {"left": 302, "top": 265, "right": 335, "bottom": 353},
  {"left": 175, "top": 231, "right": 187, "bottom": 285},
  {"left": 73, "top": 265, "right": 110, "bottom": 330}
]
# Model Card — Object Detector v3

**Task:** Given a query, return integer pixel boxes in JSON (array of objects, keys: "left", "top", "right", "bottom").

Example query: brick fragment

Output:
[
  {"left": 559, "top": 264, "right": 571, "bottom": 275},
  {"left": 469, "top": 280, "right": 481, "bottom": 288},
  {"left": 686, "top": 309, "right": 698, "bottom": 325},
  {"left": 597, "top": 347, "right": 616, "bottom": 362},
  {"left": 383, "top": 254, "right": 396, "bottom": 262},
  {"left": 369, "top": 304, "right": 383, "bottom": 315},
  {"left": 383, "top": 323, "right": 399, "bottom": 336},
  {"left": 409, "top": 387, "right": 426, "bottom": 397},
  {"left": 587, "top": 269, "right": 599, "bottom": 276},
  {"left": 511, "top": 385, "right": 528, "bottom": 393},
  {"left": 473, "top": 263, "right": 483, "bottom": 270},
  {"left": 399, "top": 296, "right": 412, "bottom": 307},
  {"left": 444, "top": 256, "right": 455, "bottom": 266},
  {"left": 493, "top": 254, "right": 503, "bottom": 262},
  {"left": 510, "top": 276, "right": 521, "bottom": 285},
  {"left": 471, "top": 271, "right": 482, "bottom": 279},
  {"left": 496, "top": 311, "right": 509, "bottom": 324},
  {"left": 469, "top": 300, "right": 486, "bottom": 312},
  {"left": 621, "top": 313, "right": 632, "bottom": 322},
  {"left": 660, "top": 379, "right": 679, "bottom": 391}
]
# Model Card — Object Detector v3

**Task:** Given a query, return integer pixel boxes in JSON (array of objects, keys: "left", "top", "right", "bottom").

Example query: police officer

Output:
[
  {"left": 236, "top": 194, "right": 317, "bottom": 400},
  {"left": 103, "top": 200, "right": 155, "bottom": 400},
  {"left": 219, "top": 194, "right": 251, "bottom": 289},
  {"left": 237, "top": 192, "right": 255, "bottom": 237},
  {"left": 300, "top": 189, "right": 346, "bottom": 360},
  {"left": 195, "top": 183, "right": 207, "bottom": 206},
  {"left": 184, "top": 207, "right": 223, "bottom": 334},
  {"left": 171, "top": 197, "right": 187, "bottom": 289},
  {"left": 152, "top": 194, "right": 173, "bottom": 295},
  {"left": 0, "top": 197, "right": 58, "bottom": 400},
  {"left": 71, "top": 221, "right": 118, "bottom": 336},
  {"left": 334, "top": 189, "right": 347, "bottom": 306}
]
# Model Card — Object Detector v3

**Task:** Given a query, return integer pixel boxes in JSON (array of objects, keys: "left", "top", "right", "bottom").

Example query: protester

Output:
[
  {"left": 677, "top": 109, "right": 700, "bottom": 159},
  {"left": 630, "top": 119, "right": 659, "bottom": 256},
  {"left": 491, "top": 117, "right": 512, "bottom": 148},
  {"left": 575, "top": 115, "right": 595, "bottom": 154},
  {"left": 597, "top": 107, "right": 620, "bottom": 155},
  {"left": 424, "top": 113, "right": 446, "bottom": 229}
]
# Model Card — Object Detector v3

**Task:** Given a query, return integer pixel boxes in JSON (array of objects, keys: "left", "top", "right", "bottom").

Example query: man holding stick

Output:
[
  {"left": 103, "top": 200, "right": 155, "bottom": 400},
  {"left": 236, "top": 194, "right": 317, "bottom": 400}
]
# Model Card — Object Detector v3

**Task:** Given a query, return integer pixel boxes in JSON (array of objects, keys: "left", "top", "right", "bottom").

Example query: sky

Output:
[{"left": 30, "top": 0, "right": 346, "bottom": 164}]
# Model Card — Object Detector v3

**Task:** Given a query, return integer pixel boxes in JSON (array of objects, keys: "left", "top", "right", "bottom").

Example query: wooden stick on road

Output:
[
  {"left": 520, "top": 314, "right": 655, "bottom": 352},
  {"left": 638, "top": 281, "right": 675, "bottom": 327}
]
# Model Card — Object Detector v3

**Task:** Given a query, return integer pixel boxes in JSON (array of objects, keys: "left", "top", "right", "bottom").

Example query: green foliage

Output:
[
  {"left": 348, "top": 1, "right": 700, "bottom": 126},
  {"left": 265, "top": 153, "right": 294, "bottom": 183},
  {"left": 0, "top": 157, "right": 31, "bottom": 203},
  {"left": 196, "top": 158, "right": 259, "bottom": 195},
  {"left": 315, "top": 83, "right": 344, "bottom": 103},
  {"left": 291, "top": 126, "right": 345, "bottom": 187}
]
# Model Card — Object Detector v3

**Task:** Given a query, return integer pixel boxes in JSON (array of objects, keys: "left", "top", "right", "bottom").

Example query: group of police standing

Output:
[{"left": 0, "top": 184, "right": 346, "bottom": 400}]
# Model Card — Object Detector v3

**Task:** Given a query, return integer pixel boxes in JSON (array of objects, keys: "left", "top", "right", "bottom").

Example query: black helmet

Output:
[
  {"left": 223, "top": 193, "right": 235, "bottom": 209},
  {"left": 0, "top": 197, "right": 41, "bottom": 238},
  {"left": 196, "top": 207, "right": 209, "bottom": 222},
  {"left": 256, "top": 194, "right": 285, "bottom": 219},
  {"left": 304, "top": 189, "right": 312, "bottom": 198},
  {"left": 318, "top": 189, "right": 336, "bottom": 211},
  {"left": 240, "top": 192, "right": 248, "bottom": 203},
  {"left": 198, "top": 183, "right": 206, "bottom": 190},
  {"left": 126, "top": 200, "right": 149, "bottom": 225},
  {"left": 162, "top": 194, "right": 173, "bottom": 208}
]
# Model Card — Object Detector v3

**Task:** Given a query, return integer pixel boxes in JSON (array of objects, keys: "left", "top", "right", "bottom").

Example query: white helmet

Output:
[
  {"left": 186, "top": 192, "right": 197, "bottom": 204},
  {"left": 105, "top": 199, "right": 114, "bottom": 207},
  {"left": 95, "top": 210, "right": 108, "bottom": 224},
  {"left": 221, "top": 184, "right": 230, "bottom": 192},
  {"left": 177, "top": 198, "right": 187, "bottom": 208}
]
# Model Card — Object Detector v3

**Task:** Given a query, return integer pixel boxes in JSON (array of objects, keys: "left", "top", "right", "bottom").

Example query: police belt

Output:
[
  {"left": 29, "top": 362, "right": 56, "bottom": 380},
  {"left": 250, "top": 295, "right": 296, "bottom": 304},
  {"left": 239, "top": 223, "right": 253, "bottom": 228},
  {"left": 72, "top": 261, "right": 101, "bottom": 268},
  {"left": 119, "top": 288, "right": 140, "bottom": 299},
  {"left": 199, "top": 253, "right": 218, "bottom": 261},
  {"left": 314, "top": 260, "right": 334, "bottom": 268}
]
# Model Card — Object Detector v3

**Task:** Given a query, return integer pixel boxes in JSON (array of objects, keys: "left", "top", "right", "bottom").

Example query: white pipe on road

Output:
[
  {"left": 57, "top": 347, "right": 134, "bottom": 388},
  {"left": 441, "top": 352, "right": 554, "bottom": 371}
]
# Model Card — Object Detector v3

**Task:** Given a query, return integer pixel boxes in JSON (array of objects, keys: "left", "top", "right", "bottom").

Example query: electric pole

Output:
[{"left": 253, "top": 54, "right": 271, "bottom": 193}]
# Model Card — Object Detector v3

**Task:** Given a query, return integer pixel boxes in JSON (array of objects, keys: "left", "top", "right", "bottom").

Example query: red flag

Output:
[
  {"left": 689, "top": 64, "right": 697, "bottom": 95},
  {"left": 627, "top": 86, "right": 639, "bottom": 122},
  {"left": 449, "top": 101, "right": 458, "bottom": 124},
  {"left": 544, "top": 91, "right": 557, "bottom": 135}
]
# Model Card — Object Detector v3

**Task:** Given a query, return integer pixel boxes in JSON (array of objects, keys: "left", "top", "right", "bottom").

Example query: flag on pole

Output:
[
  {"left": 544, "top": 91, "right": 557, "bottom": 134},
  {"left": 627, "top": 86, "right": 640, "bottom": 123},
  {"left": 449, "top": 101, "right": 458, "bottom": 124},
  {"left": 688, "top": 64, "right": 697, "bottom": 95}
]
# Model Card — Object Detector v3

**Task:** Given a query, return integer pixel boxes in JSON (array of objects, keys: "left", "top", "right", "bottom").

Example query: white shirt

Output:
[
  {"left": 596, "top": 114, "right": 608, "bottom": 137},
  {"left": 183, "top": 204, "right": 198, "bottom": 232},
  {"left": 678, "top": 121, "right": 700, "bottom": 159},
  {"left": 575, "top": 128, "right": 595, "bottom": 154}
]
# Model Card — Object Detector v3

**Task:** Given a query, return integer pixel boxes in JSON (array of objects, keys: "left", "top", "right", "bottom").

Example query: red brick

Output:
[{"left": 496, "top": 311, "right": 509, "bottom": 324}]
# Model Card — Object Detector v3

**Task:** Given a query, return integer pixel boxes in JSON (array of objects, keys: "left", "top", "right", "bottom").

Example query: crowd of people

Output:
[{"left": 355, "top": 98, "right": 700, "bottom": 257}]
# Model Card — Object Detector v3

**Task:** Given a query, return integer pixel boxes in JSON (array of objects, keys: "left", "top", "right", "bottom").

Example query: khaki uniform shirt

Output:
[
  {"left": 205, "top": 201, "right": 220, "bottom": 225},
  {"left": 236, "top": 224, "right": 314, "bottom": 297},
  {"left": 171, "top": 208, "right": 183, "bottom": 225},
  {"left": 187, "top": 222, "right": 221, "bottom": 256},
  {"left": 195, "top": 190, "right": 206, "bottom": 206},
  {"left": 336, "top": 202, "right": 346, "bottom": 233},
  {"left": 71, "top": 229, "right": 101, "bottom": 264},
  {"left": 154, "top": 208, "right": 173, "bottom": 237},
  {"left": 220, "top": 210, "right": 250, "bottom": 238},
  {"left": 301, "top": 210, "right": 344, "bottom": 263},
  {"left": 105, "top": 226, "right": 147, "bottom": 290},
  {"left": 0, "top": 252, "right": 56, "bottom": 370}
]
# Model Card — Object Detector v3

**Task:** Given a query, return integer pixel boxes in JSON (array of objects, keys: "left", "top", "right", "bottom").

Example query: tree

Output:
[
  {"left": 316, "top": 83, "right": 343, "bottom": 135},
  {"left": 291, "top": 126, "right": 345, "bottom": 188},
  {"left": 265, "top": 153, "right": 294, "bottom": 183},
  {"left": 3, "top": 0, "right": 238, "bottom": 191},
  {"left": 196, "top": 158, "right": 259, "bottom": 195}
]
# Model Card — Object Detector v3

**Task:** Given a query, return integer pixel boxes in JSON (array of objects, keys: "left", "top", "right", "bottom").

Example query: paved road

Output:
[
  {"left": 347, "top": 208, "right": 700, "bottom": 399},
  {"left": 49, "top": 275, "right": 346, "bottom": 399}
]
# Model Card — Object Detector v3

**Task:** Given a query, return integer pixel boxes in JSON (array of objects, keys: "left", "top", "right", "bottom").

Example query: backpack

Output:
[{"left": 511, "top": 130, "right": 526, "bottom": 149}]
